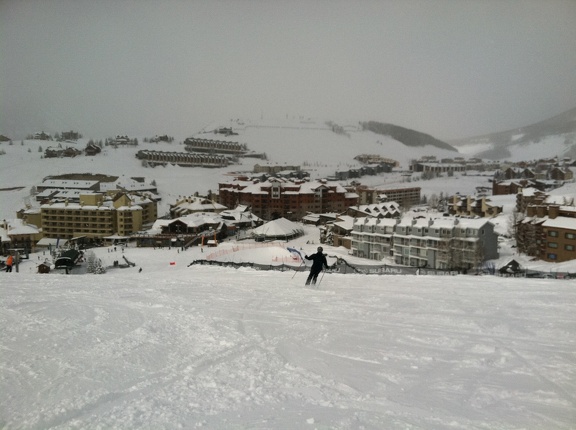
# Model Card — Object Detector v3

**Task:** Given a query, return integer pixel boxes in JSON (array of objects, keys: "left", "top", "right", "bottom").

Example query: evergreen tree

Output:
[{"left": 86, "top": 251, "right": 106, "bottom": 274}]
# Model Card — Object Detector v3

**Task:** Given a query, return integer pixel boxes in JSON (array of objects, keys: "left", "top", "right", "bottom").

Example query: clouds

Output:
[{"left": 1, "top": 0, "right": 575, "bottom": 140}]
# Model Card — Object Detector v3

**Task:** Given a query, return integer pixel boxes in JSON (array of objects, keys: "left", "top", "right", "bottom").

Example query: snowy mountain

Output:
[
  {"left": 0, "top": 117, "right": 467, "bottom": 220},
  {"left": 2, "top": 116, "right": 576, "bottom": 428},
  {"left": 360, "top": 121, "right": 457, "bottom": 152},
  {"left": 193, "top": 117, "right": 460, "bottom": 167},
  {"left": 449, "top": 107, "right": 576, "bottom": 161}
]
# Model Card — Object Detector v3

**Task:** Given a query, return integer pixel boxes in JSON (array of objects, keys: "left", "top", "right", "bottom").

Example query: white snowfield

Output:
[{"left": 1, "top": 246, "right": 576, "bottom": 429}]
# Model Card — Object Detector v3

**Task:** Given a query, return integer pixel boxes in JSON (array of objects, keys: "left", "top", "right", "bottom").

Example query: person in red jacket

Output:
[{"left": 5, "top": 255, "right": 14, "bottom": 272}]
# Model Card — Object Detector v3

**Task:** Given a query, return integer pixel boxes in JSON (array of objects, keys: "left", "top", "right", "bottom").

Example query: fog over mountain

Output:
[
  {"left": 450, "top": 106, "right": 576, "bottom": 161},
  {"left": 1, "top": 1, "right": 576, "bottom": 141}
]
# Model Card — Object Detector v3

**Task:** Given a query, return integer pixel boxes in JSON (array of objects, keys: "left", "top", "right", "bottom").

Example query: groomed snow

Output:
[
  {"left": 2, "top": 119, "right": 576, "bottom": 428},
  {"left": 2, "top": 242, "right": 576, "bottom": 429}
]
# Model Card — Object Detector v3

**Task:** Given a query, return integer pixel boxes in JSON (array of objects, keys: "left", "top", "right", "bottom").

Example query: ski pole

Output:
[
  {"left": 317, "top": 269, "right": 326, "bottom": 287},
  {"left": 292, "top": 259, "right": 304, "bottom": 279}
]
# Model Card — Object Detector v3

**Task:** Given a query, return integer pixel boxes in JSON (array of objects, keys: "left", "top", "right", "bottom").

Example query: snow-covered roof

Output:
[
  {"left": 41, "top": 201, "right": 114, "bottom": 210},
  {"left": 36, "top": 237, "right": 67, "bottom": 247},
  {"left": 1, "top": 218, "right": 41, "bottom": 236},
  {"left": 542, "top": 217, "right": 576, "bottom": 230},
  {"left": 171, "top": 197, "right": 226, "bottom": 215},
  {"left": 333, "top": 215, "right": 355, "bottom": 231},
  {"left": 252, "top": 218, "right": 304, "bottom": 238},
  {"left": 99, "top": 176, "right": 155, "bottom": 192},
  {"left": 41, "top": 179, "right": 99, "bottom": 189}
]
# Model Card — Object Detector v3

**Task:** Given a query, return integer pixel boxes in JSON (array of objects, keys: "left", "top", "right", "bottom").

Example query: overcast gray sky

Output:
[{"left": 1, "top": 0, "right": 575, "bottom": 141}]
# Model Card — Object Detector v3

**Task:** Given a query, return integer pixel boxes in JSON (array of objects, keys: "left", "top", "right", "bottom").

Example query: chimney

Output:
[
  {"left": 526, "top": 205, "right": 536, "bottom": 217},
  {"left": 548, "top": 205, "right": 560, "bottom": 219},
  {"left": 536, "top": 206, "right": 546, "bottom": 218}
]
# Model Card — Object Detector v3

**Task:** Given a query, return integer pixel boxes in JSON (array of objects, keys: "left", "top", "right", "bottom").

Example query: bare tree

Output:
[
  {"left": 428, "top": 193, "right": 439, "bottom": 209},
  {"left": 507, "top": 209, "right": 524, "bottom": 241}
]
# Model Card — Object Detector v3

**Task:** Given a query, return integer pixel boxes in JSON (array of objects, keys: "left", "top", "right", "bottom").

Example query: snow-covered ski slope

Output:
[
  {"left": 196, "top": 118, "right": 459, "bottom": 166},
  {"left": 2, "top": 244, "right": 576, "bottom": 429}
]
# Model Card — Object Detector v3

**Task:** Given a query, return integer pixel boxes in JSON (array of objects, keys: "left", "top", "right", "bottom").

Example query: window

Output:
[
  {"left": 566, "top": 233, "right": 575, "bottom": 240},
  {"left": 547, "top": 253, "right": 557, "bottom": 260},
  {"left": 548, "top": 231, "right": 558, "bottom": 237},
  {"left": 548, "top": 242, "right": 558, "bottom": 248},
  {"left": 565, "top": 244, "right": 574, "bottom": 251}
]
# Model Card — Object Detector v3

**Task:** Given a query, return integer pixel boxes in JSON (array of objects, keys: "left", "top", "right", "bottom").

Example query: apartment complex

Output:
[
  {"left": 448, "top": 195, "right": 502, "bottom": 218},
  {"left": 517, "top": 205, "right": 576, "bottom": 262},
  {"left": 0, "top": 219, "right": 43, "bottom": 255},
  {"left": 377, "top": 187, "right": 421, "bottom": 208},
  {"left": 352, "top": 216, "right": 499, "bottom": 270},
  {"left": 169, "top": 196, "right": 227, "bottom": 218},
  {"left": 39, "top": 192, "right": 157, "bottom": 240},
  {"left": 135, "top": 150, "right": 229, "bottom": 168},
  {"left": 218, "top": 177, "right": 358, "bottom": 221}
]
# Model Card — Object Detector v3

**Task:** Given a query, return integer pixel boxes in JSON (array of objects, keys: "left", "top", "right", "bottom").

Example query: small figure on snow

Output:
[
  {"left": 305, "top": 246, "right": 328, "bottom": 286},
  {"left": 5, "top": 255, "right": 14, "bottom": 272}
]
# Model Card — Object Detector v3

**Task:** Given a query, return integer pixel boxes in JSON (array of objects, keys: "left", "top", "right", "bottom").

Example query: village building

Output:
[
  {"left": 37, "top": 179, "right": 100, "bottom": 193},
  {"left": 183, "top": 137, "right": 248, "bottom": 155},
  {"left": 376, "top": 186, "right": 421, "bottom": 208},
  {"left": 253, "top": 163, "right": 301, "bottom": 174},
  {"left": 516, "top": 204, "right": 576, "bottom": 262},
  {"left": 493, "top": 179, "right": 529, "bottom": 195},
  {"left": 169, "top": 196, "right": 227, "bottom": 218},
  {"left": 448, "top": 195, "right": 503, "bottom": 218},
  {"left": 136, "top": 149, "right": 230, "bottom": 168},
  {"left": 39, "top": 192, "right": 157, "bottom": 242},
  {"left": 515, "top": 187, "right": 548, "bottom": 213},
  {"left": 33, "top": 131, "right": 51, "bottom": 140},
  {"left": 85, "top": 143, "right": 101, "bottom": 155},
  {"left": 351, "top": 216, "right": 499, "bottom": 271},
  {"left": 0, "top": 219, "right": 43, "bottom": 255},
  {"left": 111, "top": 135, "right": 137, "bottom": 146},
  {"left": 218, "top": 177, "right": 359, "bottom": 221},
  {"left": 136, "top": 208, "right": 262, "bottom": 248},
  {"left": 44, "top": 146, "right": 82, "bottom": 158},
  {"left": 410, "top": 161, "right": 466, "bottom": 174},
  {"left": 345, "top": 201, "right": 401, "bottom": 218},
  {"left": 329, "top": 215, "right": 355, "bottom": 249},
  {"left": 351, "top": 217, "right": 398, "bottom": 261},
  {"left": 549, "top": 166, "right": 574, "bottom": 181}
]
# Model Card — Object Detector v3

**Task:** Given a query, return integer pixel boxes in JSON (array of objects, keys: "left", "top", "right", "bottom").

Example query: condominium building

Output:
[
  {"left": 517, "top": 205, "right": 576, "bottom": 262},
  {"left": 40, "top": 192, "right": 157, "bottom": 240},
  {"left": 351, "top": 216, "right": 499, "bottom": 270},
  {"left": 218, "top": 177, "right": 359, "bottom": 221},
  {"left": 448, "top": 195, "right": 502, "bottom": 218},
  {"left": 377, "top": 186, "right": 421, "bottom": 208},
  {"left": 351, "top": 218, "right": 398, "bottom": 260}
]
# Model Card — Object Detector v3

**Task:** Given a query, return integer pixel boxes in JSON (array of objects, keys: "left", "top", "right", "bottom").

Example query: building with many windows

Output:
[
  {"left": 169, "top": 196, "right": 227, "bottom": 218},
  {"left": 517, "top": 204, "right": 576, "bottom": 262},
  {"left": 376, "top": 186, "right": 421, "bottom": 208},
  {"left": 448, "top": 195, "right": 502, "bottom": 218},
  {"left": 218, "top": 177, "right": 359, "bottom": 221},
  {"left": 38, "top": 192, "right": 157, "bottom": 240},
  {"left": 351, "top": 216, "right": 499, "bottom": 270}
]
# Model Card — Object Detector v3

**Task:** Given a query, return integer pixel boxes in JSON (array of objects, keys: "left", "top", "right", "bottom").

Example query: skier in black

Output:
[{"left": 305, "top": 246, "right": 329, "bottom": 285}]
